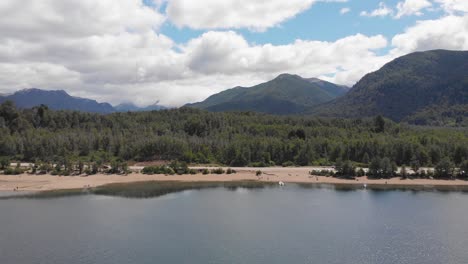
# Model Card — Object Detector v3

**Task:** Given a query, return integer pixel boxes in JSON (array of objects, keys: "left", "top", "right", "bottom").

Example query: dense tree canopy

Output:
[{"left": 0, "top": 101, "right": 467, "bottom": 169}]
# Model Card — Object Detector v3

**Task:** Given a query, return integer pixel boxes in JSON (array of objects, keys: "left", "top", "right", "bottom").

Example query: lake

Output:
[{"left": 1, "top": 185, "right": 468, "bottom": 264}]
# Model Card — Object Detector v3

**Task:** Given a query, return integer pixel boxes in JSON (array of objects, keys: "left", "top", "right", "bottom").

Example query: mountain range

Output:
[
  {"left": 310, "top": 50, "right": 468, "bottom": 126},
  {"left": 0, "top": 89, "right": 166, "bottom": 113},
  {"left": 114, "top": 102, "right": 167, "bottom": 112},
  {"left": 186, "top": 74, "right": 349, "bottom": 115},
  {"left": 187, "top": 49, "right": 467, "bottom": 126},
  {"left": 0, "top": 49, "right": 466, "bottom": 126}
]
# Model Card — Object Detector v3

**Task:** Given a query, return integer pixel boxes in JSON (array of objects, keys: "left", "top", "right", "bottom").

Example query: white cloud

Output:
[
  {"left": 395, "top": 0, "right": 432, "bottom": 18},
  {"left": 0, "top": 0, "right": 393, "bottom": 107},
  {"left": 0, "top": 0, "right": 466, "bottom": 108},
  {"left": 360, "top": 2, "right": 393, "bottom": 17},
  {"left": 165, "top": 0, "right": 350, "bottom": 31},
  {"left": 183, "top": 31, "right": 389, "bottom": 77},
  {"left": 435, "top": 0, "right": 468, "bottom": 13},
  {"left": 340, "top": 7, "right": 351, "bottom": 15},
  {"left": 391, "top": 15, "right": 468, "bottom": 55},
  {"left": 0, "top": 63, "right": 80, "bottom": 89},
  {"left": 0, "top": 0, "right": 165, "bottom": 40},
  {"left": 166, "top": 0, "right": 317, "bottom": 31}
]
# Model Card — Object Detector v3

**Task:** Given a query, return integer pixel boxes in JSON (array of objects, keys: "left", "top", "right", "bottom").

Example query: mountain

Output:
[
  {"left": 186, "top": 74, "right": 349, "bottom": 115},
  {"left": 0, "top": 88, "right": 115, "bottom": 113},
  {"left": 0, "top": 88, "right": 169, "bottom": 114},
  {"left": 311, "top": 50, "right": 468, "bottom": 126},
  {"left": 114, "top": 102, "right": 167, "bottom": 112}
]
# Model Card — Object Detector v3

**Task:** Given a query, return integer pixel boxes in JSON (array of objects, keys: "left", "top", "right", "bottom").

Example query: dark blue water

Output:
[{"left": 1, "top": 186, "right": 468, "bottom": 264}]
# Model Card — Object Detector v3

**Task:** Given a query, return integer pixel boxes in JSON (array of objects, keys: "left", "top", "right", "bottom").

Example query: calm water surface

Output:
[{"left": 1, "top": 186, "right": 468, "bottom": 264}]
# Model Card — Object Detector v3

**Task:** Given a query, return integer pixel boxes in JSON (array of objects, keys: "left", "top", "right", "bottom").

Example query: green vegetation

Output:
[
  {"left": 311, "top": 50, "right": 468, "bottom": 126},
  {"left": 335, "top": 159, "right": 356, "bottom": 178},
  {"left": 187, "top": 74, "right": 348, "bottom": 115},
  {"left": 211, "top": 168, "right": 225, "bottom": 174},
  {"left": 0, "top": 102, "right": 467, "bottom": 176}
]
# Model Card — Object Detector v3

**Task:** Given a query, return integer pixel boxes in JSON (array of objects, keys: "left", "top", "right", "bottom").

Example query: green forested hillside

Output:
[
  {"left": 311, "top": 50, "right": 468, "bottom": 126},
  {"left": 1, "top": 101, "right": 467, "bottom": 169},
  {"left": 187, "top": 74, "right": 348, "bottom": 114}
]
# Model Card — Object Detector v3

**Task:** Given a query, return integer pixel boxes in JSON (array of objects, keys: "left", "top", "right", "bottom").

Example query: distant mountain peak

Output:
[
  {"left": 16, "top": 88, "right": 67, "bottom": 95},
  {"left": 0, "top": 88, "right": 114, "bottom": 114},
  {"left": 114, "top": 101, "right": 167, "bottom": 112},
  {"left": 186, "top": 74, "right": 349, "bottom": 115},
  {"left": 275, "top": 73, "right": 302, "bottom": 79}
]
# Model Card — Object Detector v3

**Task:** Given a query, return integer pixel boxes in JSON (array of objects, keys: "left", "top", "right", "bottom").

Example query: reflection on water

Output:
[
  {"left": 1, "top": 186, "right": 468, "bottom": 264},
  {"left": 0, "top": 191, "right": 34, "bottom": 198}
]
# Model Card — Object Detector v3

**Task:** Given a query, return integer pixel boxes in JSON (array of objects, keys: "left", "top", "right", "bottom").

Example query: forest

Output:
[{"left": 0, "top": 101, "right": 467, "bottom": 176}]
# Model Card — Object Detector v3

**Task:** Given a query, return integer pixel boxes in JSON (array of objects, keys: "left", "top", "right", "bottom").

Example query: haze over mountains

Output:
[
  {"left": 114, "top": 102, "right": 167, "bottom": 112},
  {"left": 186, "top": 74, "right": 349, "bottom": 115},
  {"left": 0, "top": 89, "right": 167, "bottom": 113}
]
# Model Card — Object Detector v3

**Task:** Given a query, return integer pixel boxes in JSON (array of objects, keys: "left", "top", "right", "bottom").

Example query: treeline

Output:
[
  {"left": 0, "top": 101, "right": 467, "bottom": 170},
  {"left": 313, "top": 157, "right": 468, "bottom": 180}
]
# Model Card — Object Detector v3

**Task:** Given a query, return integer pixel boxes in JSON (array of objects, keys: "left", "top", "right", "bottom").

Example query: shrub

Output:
[
  {"left": 256, "top": 170, "right": 262, "bottom": 176},
  {"left": 420, "top": 169, "right": 427, "bottom": 178},
  {"left": 170, "top": 161, "right": 190, "bottom": 175},
  {"left": 250, "top": 162, "right": 269, "bottom": 167},
  {"left": 434, "top": 158, "right": 455, "bottom": 179},
  {"left": 309, "top": 170, "right": 334, "bottom": 176},
  {"left": 282, "top": 161, "right": 294, "bottom": 167},
  {"left": 356, "top": 168, "right": 366, "bottom": 177},
  {"left": 0, "top": 157, "right": 10, "bottom": 170},
  {"left": 335, "top": 159, "right": 356, "bottom": 178},
  {"left": 142, "top": 165, "right": 178, "bottom": 175},
  {"left": 3, "top": 167, "right": 22, "bottom": 175},
  {"left": 211, "top": 168, "right": 225, "bottom": 174}
]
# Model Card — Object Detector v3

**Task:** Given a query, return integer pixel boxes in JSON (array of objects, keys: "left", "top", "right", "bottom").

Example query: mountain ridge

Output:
[
  {"left": 186, "top": 74, "right": 349, "bottom": 115},
  {"left": 309, "top": 49, "right": 468, "bottom": 126},
  {"left": 0, "top": 88, "right": 167, "bottom": 113}
]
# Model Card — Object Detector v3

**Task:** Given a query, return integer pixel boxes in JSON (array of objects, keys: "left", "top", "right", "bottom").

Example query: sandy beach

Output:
[{"left": 1, "top": 167, "right": 467, "bottom": 192}]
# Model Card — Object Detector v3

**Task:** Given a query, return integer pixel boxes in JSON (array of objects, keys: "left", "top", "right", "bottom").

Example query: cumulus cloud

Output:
[
  {"left": 0, "top": 0, "right": 466, "bottom": 107},
  {"left": 360, "top": 2, "right": 393, "bottom": 17},
  {"left": 391, "top": 15, "right": 468, "bottom": 55},
  {"left": 435, "top": 0, "right": 468, "bottom": 13},
  {"left": 183, "top": 31, "right": 389, "bottom": 78},
  {"left": 0, "top": 0, "right": 165, "bottom": 40},
  {"left": 395, "top": 0, "right": 432, "bottom": 18},
  {"left": 0, "top": 63, "right": 80, "bottom": 89},
  {"left": 166, "top": 0, "right": 317, "bottom": 31},
  {"left": 0, "top": 0, "right": 393, "bottom": 107}
]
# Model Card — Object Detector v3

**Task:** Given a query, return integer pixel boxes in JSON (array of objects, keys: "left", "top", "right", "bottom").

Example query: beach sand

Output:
[{"left": 1, "top": 167, "right": 467, "bottom": 192}]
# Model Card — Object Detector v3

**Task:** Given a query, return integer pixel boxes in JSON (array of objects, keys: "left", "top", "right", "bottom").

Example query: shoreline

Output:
[{"left": 1, "top": 167, "right": 468, "bottom": 194}]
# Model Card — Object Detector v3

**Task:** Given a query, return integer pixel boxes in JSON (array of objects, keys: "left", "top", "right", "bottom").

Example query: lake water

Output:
[{"left": 1, "top": 185, "right": 468, "bottom": 264}]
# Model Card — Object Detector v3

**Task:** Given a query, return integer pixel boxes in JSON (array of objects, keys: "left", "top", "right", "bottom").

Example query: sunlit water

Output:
[{"left": 1, "top": 186, "right": 468, "bottom": 264}]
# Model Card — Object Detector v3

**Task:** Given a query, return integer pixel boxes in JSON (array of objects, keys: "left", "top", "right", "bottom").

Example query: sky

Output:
[{"left": 0, "top": 0, "right": 467, "bottom": 107}]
